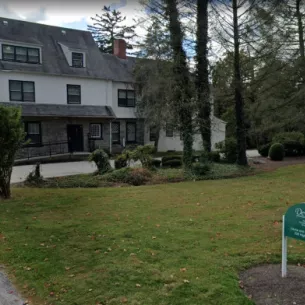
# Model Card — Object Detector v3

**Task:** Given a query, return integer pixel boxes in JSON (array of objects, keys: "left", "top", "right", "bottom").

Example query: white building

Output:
[{"left": 0, "top": 17, "right": 225, "bottom": 159}]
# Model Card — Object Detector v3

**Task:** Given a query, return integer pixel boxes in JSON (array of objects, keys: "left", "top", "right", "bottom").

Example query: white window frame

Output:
[{"left": 90, "top": 124, "right": 102, "bottom": 139}]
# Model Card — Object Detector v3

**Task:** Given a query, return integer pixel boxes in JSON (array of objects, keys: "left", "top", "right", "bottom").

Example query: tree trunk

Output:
[
  {"left": 196, "top": 0, "right": 211, "bottom": 152},
  {"left": 296, "top": 0, "right": 305, "bottom": 60},
  {"left": 154, "top": 126, "right": 160, "bottom": 151},
  {"left": 165, "top": 0, "right": 193, "bottom": 169},
  {"left": 0, "top": 173, "right": 11, "bottom": 199},
  {"left": 233, "top": 0, "right": 248, "bottom": 166}
]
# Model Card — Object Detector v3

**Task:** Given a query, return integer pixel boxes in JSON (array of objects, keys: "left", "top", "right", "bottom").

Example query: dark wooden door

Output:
[{"left": 67, "top": 125, "right": 83, "bottom": 152}]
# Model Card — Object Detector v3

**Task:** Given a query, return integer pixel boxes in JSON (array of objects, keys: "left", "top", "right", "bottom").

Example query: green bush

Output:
[
  {"left": 0, "top": 105, "right": 26, "bottom": 198},
  {"left": 192, "top": 162, "right": 211, "bottom": 176},
  {"left": 103, "top": 168, "right": 152, "bottom": 186},
  {"left": 269, "top": 143, "right": 285, "bottom": 161},
  {"left": 282, "top": 140, "right": 304, "bottom": 156},
  {"left": 272, "top": 132, "right": 305, "bottom": 145},
  {"left": 162, "top": 155, "right": 182, "bottom": 164},
  {"left": 258, "top": 143, "right": 271, "bottom": 157},
  {"left": 88, "top": 149, "right": 111, "bottom": 174},
  {"left": 162, "top": 159, "right": 182, "bottom": 168},
  {"left": 129, "top": 144, "right": 155, "bottom": 168},
  {"left": 103, "top": 168, "right": 132, "bottom": 183},
  {"left": 25, "top": 163, "right": 44, "bottom": 186},
  {"left": 151, "top": 159, "right": 161, "bottom": 168},
  {"left": 125, "top": 168, "right": 152, "bottom": 186},
  {"left": 208, "top": 151, "right": 221, "bottom": 163},
  {"left": 215, "top": 137, "right": 237, "bottom": 163},
  {"left": 114, "top": 154, "right": 127, "bottom": 169}
]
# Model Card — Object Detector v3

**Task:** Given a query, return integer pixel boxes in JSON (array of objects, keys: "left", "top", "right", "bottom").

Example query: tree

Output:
[
  {"left": 196, "top": 0, "right": 211, "bottom": 152},
  {"left": 134, "top": 16, "right": 173, "bottom": 149},
  {"left": 88, "top": 6, "right": 137, "bottom": 54},
  {"left": 0, "top": 105, "right": 25, "bottom": 199},
  {"left": 165, "top": 0, "right": 194, "bottom": 170}
]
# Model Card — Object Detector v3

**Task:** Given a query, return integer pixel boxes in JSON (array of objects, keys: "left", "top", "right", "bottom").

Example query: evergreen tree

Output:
[{"left": 88, "top": 6, "right": 137, "bottom": 54}]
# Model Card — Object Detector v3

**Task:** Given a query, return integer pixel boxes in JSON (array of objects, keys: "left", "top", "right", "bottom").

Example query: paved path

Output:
[
  {"left": 12, "top": 161, "right": 98, "bottom": 183},
  {"left": 0, "top": 270, "right": 24, "bottom": 305},
  {"left": 246, "top": 149, "right": 260, "bottom": 158}
]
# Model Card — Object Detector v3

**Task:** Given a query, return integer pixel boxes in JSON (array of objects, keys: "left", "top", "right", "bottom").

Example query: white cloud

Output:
[{"left": 0, "top": 0, "right": 144, "bottom": 30}]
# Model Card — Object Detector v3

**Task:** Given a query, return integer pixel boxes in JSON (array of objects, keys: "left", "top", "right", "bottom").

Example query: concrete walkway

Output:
[
  {"left": 11, "top": 161, "right": 98, "bottom": 184},
  {"left": 0, "top": 270, "right": 24, "bottom": 305}
]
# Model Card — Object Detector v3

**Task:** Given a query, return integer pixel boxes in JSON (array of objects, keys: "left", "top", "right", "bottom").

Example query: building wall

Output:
[
  {"left": 111, "top": 82, "right": 137, "bottom": 119},
  {"left": 144, "top": 116, "right": 226, "bottom": 152},
  {"left": 0, "top": 72, "right": 110, "bottom": 106}
]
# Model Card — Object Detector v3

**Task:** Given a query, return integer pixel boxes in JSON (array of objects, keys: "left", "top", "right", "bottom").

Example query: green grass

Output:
[{"left": 2, "top": 165, "right": 305, "bottom": 304}]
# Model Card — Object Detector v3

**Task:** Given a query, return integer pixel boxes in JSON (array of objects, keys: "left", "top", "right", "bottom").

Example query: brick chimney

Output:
[{"left": 114, "top": 39, "right": 127, "bottom": 59}]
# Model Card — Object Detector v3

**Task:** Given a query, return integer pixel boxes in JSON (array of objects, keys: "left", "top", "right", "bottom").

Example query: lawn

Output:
[{"left": 1, "top": 165, "right": 305, "bottom": 305}]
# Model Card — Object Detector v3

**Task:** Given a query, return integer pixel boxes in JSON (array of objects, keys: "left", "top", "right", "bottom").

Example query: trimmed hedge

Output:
[
  {"left": 258, "top": 143, "right": 271, "bottom": 157},
  {"left": 162, "top": 159, "right": 182, "bottom": 168},
  {"left": 269, "top": 143, "right": 285, "bottom": 161},
  {"left": 162, "top": 155, "right": 182, "bottom": 164},
  {"left": 208, "top": 151, "right": 221, "bottom": 163},
  {"left": 192, "top": 162, "right": 210, "bottom": 176},
  {"left": 151, "top": 159, "right": 162, "bottom": 168}
]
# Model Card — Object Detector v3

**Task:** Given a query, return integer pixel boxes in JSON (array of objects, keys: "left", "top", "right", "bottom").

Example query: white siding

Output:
[
  {"left": 144, "top": 116, "right": 226, "bottom": 152},
  {"left": 111, "top": 82, "right": 137, "bottom": 118},
  {"left": 0, "top": 72, "right": 109, "bottom": 106}
]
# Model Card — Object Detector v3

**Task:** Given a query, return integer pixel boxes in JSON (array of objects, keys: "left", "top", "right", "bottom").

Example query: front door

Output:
[{"left": 67, "top": 124, "right": 83, "bottom": 152}]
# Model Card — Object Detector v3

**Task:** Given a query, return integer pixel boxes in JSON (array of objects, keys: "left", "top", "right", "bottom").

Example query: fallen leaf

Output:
[
  {"left": 135, "top": 284, "right": 141, "bottom": 288},
  {"left": 180, "top": 268, "right": 187, "bottom": 272}
]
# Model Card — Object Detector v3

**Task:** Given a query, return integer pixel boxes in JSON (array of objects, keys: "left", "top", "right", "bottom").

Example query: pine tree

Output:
[{"left": 88, "top": 6, "right": 137, "bottom": 54}]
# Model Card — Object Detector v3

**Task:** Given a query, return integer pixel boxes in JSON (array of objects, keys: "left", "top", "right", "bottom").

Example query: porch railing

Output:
[{"left": 17, "top": 141, "right": 70, "bottom": 160}]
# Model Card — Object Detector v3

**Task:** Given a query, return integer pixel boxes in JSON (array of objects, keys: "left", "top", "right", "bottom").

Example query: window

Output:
[
  {"left": 67, "top": 85, "right": 81, "bottom": 104},
  {"left": 25, "top": 122, "right": 41, "bottom": 146},
  {"left": 150, "top": 126, "right": 157, "bottom": 142},
  {"left": 72, "top": 52, "right": 84, "bottom": 68},
  {"left": 9, "top": 80, "right": 35, "bottom": 102},
  {"left": 166, "top": 124, "right": 174, "bottom": 137},
  {"left": 2, "top": 44, "right": 40, "bottom": 64},
  {"left": 112, "top": 122, "right": 120, "bottom": 144},
  {"left": 90, "top": 124, "right": 102, "bottom": 139},
  {"left": 126, "top": 122, "right": 136, "bottom": 143},
  {"left": 118, "top": 89, "right": 135, "bottom": 107}
]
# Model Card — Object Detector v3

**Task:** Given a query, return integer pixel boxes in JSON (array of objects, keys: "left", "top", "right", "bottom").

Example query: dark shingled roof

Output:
[
  {"left": 2, "top": 102, "right": 116, "bottom": 118},
  {"left": 0, "top": 17, "right": 136, "bottom": 82}
]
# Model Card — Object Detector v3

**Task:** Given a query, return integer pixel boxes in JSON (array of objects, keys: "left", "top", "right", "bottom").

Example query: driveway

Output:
[{"left": 11, "top": 161, "right": 98, "bottom": 183}]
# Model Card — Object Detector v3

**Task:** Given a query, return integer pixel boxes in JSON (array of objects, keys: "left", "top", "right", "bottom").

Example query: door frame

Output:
[{"left": 67, "top": 124, "right": 84, "bottom": 152}]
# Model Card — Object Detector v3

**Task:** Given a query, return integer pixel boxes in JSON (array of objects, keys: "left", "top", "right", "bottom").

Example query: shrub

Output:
[
  {"left": 269, "top": 143, "right": 285, "bottom": 161},
  {"left": 151, "top": 159, "right": 161, "bottom": 168},
  {"left": 208, "top": 151, "right": 221, "bottom": 163},
  {"left": 125, "top": 168, "right": 152, "bottom": 186},
  {"left": 88, "top": 149, "right": 111, "bottom": 174},
  {"left": 272, "top": 132, "right": 305, "bottom": 145},
  {"left": 258, "top": 143, "right": 271, "bottom": 157},
  {"left": 283, "top": 140, "right": 304, "bottom": 156},
  {"left": 192, "top": 162, "right": 211, "bottom": 176},
  {"left": 129, "top": 145, "right": 155, "bottom": 168},
  {"left": 114, "top": 154, "right": 127, "bottom": 169},
  {"left": 215, "top": 137, "right": 237, "bottom": 163},
  {"left": 0, "top": 105, "right": 25, "bottom": 198},
  {"left": 103, "top": 168, "right": 132, "bottom": 183},
  {"left": 162, "top": 159, "right": 182, "bottom": 168},
  {"left": 162, "top": 155, "right": 182, "bottom": 164},
  {"left": 25, "top": 163, "right": 44, "bottom": 186}
]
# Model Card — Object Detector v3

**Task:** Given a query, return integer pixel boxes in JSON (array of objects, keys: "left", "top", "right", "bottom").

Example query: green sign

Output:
[{"left": 284, "top": 203, "right": 305, "bottom": 241}]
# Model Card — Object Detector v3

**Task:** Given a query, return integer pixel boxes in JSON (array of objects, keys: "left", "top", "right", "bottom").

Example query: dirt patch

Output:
[
  {"left": 240, "top": 264, "right": 305, "bottom": 305},
  {"left": 250, "top": 156, "right": 305, "bottom": 171}
]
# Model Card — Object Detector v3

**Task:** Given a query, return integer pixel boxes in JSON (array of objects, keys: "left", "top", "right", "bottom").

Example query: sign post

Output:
[{"left": 282, "top": 203, "right": 305, "bottom": 277}]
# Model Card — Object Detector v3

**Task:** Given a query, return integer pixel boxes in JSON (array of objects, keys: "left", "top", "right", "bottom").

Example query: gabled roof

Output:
[
  {"left": 0, "top": 17, "right": 135, "bottom": 82},
  {"left": 2, "top": 102, "right": 116, "bottom": 118}
]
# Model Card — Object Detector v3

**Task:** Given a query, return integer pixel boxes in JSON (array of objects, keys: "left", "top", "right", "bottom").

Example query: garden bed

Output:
[{"left": 19, "top": 163, "right": 254, "bottom": 188}]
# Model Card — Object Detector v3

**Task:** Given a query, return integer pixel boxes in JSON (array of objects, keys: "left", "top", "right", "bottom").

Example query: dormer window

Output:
[
  {"left": 72, "top": 52, "right": 83, "bottom": 68},
  {"left": 2, "top": 44, "right": 40, "bottom": 64}
]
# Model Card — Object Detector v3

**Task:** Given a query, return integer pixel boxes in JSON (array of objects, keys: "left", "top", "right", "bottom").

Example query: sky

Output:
[{"left": 0, "top": 0, "right": 144, "bottom": 32}]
